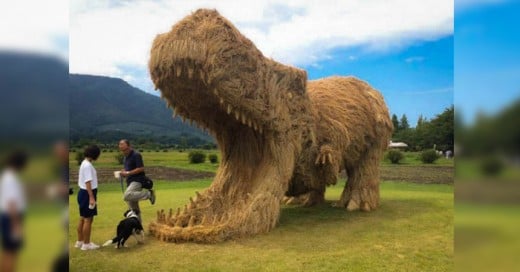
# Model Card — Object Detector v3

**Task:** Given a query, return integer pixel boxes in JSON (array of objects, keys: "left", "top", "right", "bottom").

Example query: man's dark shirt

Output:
[{"left": 123, "top": 149, "right": 146, "bottom": 185}]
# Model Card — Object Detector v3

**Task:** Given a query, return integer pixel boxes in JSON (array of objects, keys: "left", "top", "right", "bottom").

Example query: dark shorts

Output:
[
  {"left": 1, "top": 213, "right": 24, "bottom": 252},
  {"left": 77, "top": 188, "right": 98, "bottom": 218}
]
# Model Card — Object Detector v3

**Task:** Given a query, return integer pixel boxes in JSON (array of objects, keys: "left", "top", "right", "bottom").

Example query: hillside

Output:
[
  {"left": 70, "top": 74, "right": 213, "bottom": 146},
  {"left": 0, "top": 52, "right": 68, "bottom": 146}
]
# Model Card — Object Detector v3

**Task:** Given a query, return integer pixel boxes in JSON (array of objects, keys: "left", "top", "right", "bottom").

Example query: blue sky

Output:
[
  {"left": 70, "top": 0, "right": 454, "bottom": 128},
  {"left": 304, "top": 36, "right": 453, "bottom": 127},
  {"left": 115, "top": 36, "right": 454, "bottom": 128},
  {"left": 455, "top": 0, "right": 520, "bottom": 124},
  {"left": 6, "top": 1, "right": 518, "bottom": 128},
  {"left": 119, "top": 33, "right": 454, "bottom": 128}
]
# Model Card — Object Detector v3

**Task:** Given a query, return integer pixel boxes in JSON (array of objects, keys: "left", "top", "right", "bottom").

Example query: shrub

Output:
[
  {"left": 385, "top": 150, "right": 404, "bottom": 164},
  {"left": 163, "top": 149, "right": 168, "bottom": 152},
  {"left": 75, "top": 150, "right": 85, "bottom": 165},
  {"left": 139, "top": 149, "right": 144, "bottom": 152},
  {"left": 188, "top": 151, "right": 206, "bottom": 164},
  {"left": 420, "top": 150, "right": 439, "bottom": 164},
  {"left": 208, "top": 154, "right": 218, "bottom": 163},
  {"left": 480, "top": 156, "right": 504, "bottom": 176},
  {"left": 115, "top": 153, "right": 124, "bottom": 165}
]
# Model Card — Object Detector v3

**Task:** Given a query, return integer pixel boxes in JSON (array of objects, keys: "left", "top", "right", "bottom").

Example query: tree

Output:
[
  {"left": 179, "top": 136, "right": 188, "bottom": 150},
  {"left": 417, "top": 114, "right": 425, "bottom": 128},
  {"left": 399, "top": 114, "right": 410, "bottom": 131},
  {"left": 413, "top": 106, "right": 453, "bottom": 152},
  {"left": 429, "top": 106, "right": 454, "bottom": 151},
  {"left": 391, "top": 114, "right": 400, "bottom": 135}
]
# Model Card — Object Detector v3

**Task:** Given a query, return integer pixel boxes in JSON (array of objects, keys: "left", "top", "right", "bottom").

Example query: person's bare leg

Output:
[
  {"left": 77, "top": 218, "right": 84, "bottom": 242},
  {"left": 82, "top": 217, "right": 93, "bottom": 244},
  {"left": 1, "top": 252, "right": 16, "bottom": 272}
]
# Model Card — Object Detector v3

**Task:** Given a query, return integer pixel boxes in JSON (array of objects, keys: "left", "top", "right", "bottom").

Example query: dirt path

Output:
[
  {"left": 70, "top": 165, "right": 453, "bottom": 184},
  {"left": 377, "top": 165, "right": 453, "bottom": 184}
]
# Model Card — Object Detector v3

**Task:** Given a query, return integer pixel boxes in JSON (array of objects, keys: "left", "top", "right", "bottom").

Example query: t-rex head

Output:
[{"left": 149, "top": 9, "right": 310, "bottom": 142}]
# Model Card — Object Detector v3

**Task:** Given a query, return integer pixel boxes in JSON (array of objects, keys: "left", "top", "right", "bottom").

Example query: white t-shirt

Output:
[
  {"left": 78, "top": 159, "right": 98, "bottom": 190},
  {"left": 0, "top": 168, "right": 26, "bottom": 213}
]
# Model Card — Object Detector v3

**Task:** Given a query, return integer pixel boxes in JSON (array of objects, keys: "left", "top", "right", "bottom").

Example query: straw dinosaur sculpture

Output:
[{"left": 148, "top": 9, "right": 393, "bottom": 243}]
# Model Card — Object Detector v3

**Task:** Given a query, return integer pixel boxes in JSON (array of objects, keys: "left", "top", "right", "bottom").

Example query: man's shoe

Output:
[
  {"left": 149, "top": 189, "right": 156, "bottom": 205},
  {"left": 74, "top": 241, "right": 83, "bottom": 248}
]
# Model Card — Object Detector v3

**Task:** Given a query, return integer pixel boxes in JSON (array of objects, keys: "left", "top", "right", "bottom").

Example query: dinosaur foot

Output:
[
  {"left": 336, "top": 188, "right": 378, "bottom": 212},
  {"left": 150, "top": 190, "right": 281, "bottom": 243}
]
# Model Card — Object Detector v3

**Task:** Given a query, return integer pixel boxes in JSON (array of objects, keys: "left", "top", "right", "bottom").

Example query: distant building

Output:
[{"left": 388, "top": 141, "right": 408, "bottom": 149}]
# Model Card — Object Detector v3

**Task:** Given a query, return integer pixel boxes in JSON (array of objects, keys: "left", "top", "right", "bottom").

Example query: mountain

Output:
[
  {"left": 70, "top": 74, "right": 213, "bottom": 146},
  {"left": 0, "top": 51, "right": 68, "bottom": 147}
]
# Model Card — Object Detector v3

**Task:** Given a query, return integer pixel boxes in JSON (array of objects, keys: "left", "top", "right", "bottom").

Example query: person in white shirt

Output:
[
  {"left": 0, "top": 150, "right": 28, "bottom": 272},
  {"left": 74, "top": 145, "right": 101, "bottom": 251}
]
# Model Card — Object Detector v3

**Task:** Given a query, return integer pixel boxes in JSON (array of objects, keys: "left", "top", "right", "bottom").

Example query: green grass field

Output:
[
  {"left": 455, "top": 204, "right": 520, "bottom": 272},
  {"left": 18, "top": 204, "right": 65, "bottom": 272},
  {"left": 380, "top": 151, "right": 453, "bottom": 166},
  {"left": 69, "top": 180, "right": 453, "bottom": 271},
  {"left": 69, "top": 150, "right": 453, "bottom": 173},
  {"left": 70, "top": 150, "right": 220, "bottom": 172}
]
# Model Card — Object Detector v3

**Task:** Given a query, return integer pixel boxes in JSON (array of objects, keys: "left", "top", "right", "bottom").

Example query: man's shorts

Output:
[
  {"left": 1, "top": 213, "right": 24, "bottom": 252},
  {"left": 77, "top": 188, "right": 98, "bottom": 218}
]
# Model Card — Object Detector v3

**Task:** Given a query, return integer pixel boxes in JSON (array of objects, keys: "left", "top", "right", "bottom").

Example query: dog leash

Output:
[{"left": 119, "top": 175, "right": 124, "bottom": 193}]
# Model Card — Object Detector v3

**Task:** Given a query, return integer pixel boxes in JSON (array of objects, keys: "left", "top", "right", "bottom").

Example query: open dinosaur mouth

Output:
[
  {"left": 172, "top": 91, "right": 264, "bottom": 135},
  {"left": 156, "top": 57, "right": 264, "bottom": 136}
]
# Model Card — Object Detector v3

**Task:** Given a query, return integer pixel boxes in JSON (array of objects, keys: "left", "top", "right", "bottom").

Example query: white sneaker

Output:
[
  {"left": 81, "top": 242, "right": 100, "bottom": 250},
  {"left": 74, "top": 241, "right": 83, "bottom": 248}
]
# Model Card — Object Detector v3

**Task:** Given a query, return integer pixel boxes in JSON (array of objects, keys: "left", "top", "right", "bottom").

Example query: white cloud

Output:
[
  {"left": 70, "top": 0, "right": 453, "bottom": 89},
  {"left": 405, "top": 56, "right": 425, "bottom": 63},
  {"left": 0, "top": 0, "right": 69, "bottom": 60}
]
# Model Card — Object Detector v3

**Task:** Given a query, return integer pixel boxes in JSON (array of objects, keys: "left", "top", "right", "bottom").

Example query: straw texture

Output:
[{"left": 148, "top": 9, "right": 392, "bottom": 243}]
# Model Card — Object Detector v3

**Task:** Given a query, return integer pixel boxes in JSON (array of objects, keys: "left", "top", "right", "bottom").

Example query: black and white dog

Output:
[{"left": 103, "top": 209, "right": 144, "bottom": 248}]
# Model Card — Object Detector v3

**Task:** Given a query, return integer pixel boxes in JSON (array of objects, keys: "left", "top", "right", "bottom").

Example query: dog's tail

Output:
[{"left": 102, "top": 237, "right": 119, "bottom": 247}]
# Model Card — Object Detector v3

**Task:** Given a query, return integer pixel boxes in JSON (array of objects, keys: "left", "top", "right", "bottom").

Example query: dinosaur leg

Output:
[
  {"left": 302, "top": 187, "right": 326, "bottom": 207},
  {"left": 337, "top": 149, "right": 381, "bottom": 212},
  {"left": 297, "top": 144, "right": 339, "bottom": 207}
]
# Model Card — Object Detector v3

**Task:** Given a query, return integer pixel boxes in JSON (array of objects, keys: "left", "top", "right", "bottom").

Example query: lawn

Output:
[
  {"left": 69, "top": 180, "right": 453, "bottom": 271},
  {"left": 455, "top": 204, "right": 520, "bottom": 272},
  {"left": 18, "top": 204, "right": 65, "bottom": 272}
]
